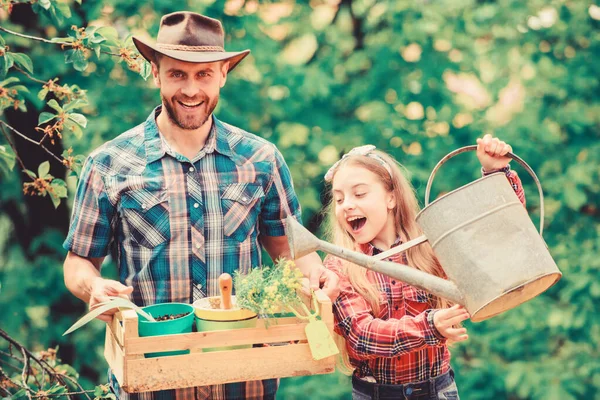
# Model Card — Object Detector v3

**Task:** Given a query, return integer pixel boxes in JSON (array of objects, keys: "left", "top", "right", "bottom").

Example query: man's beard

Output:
[{"left": 161, "top": 92, "right": 219, "bottom": 130}]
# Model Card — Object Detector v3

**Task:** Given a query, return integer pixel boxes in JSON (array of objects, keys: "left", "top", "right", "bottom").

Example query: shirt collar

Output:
[
  {"left": 359, "top": 236, "right": 403, "bottom": 258},
  {"left": 144, "top": 105, "right": 235, "bottom": 164}
]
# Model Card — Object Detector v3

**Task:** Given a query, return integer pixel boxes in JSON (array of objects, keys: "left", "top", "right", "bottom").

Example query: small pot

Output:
[
  {"left": 193, "top": 296, "right": 257, "bottom": 352},
  {"left": 138, "top": 302, "right": 195, "bottom": 358}
]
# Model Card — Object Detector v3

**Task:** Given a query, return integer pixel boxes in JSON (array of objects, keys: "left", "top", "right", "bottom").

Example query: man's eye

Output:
[{"left": 172, "top": 72, "right": 183, "bottom": 78}]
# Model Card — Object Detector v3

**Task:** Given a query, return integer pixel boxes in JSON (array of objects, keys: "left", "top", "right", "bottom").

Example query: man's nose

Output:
[{"left": 180, "top": 80, "right": 201, "bottom": 98}]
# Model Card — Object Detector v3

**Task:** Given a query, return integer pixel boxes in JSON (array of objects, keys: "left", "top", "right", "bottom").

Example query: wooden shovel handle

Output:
[{"left": 218, "top": 273, "right": 233, "bottom": 310}]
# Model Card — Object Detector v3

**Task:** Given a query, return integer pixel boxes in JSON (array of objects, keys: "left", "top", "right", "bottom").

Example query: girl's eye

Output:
[
  {"left": 335, "top": 198, "right": 343, "bottom": 204},
  {"left": 355, "top": 193, "right": 366, "bottom": 198}
]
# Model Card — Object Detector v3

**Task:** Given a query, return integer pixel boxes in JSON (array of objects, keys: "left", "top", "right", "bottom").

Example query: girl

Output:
[{"left": 323, "top": 134, "right": 525, "bottom": 400}]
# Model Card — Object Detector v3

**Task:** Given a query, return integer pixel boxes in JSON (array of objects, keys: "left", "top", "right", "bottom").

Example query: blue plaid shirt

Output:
[{"left": 64, "top": 106, "right": 302, "bottom": 399}]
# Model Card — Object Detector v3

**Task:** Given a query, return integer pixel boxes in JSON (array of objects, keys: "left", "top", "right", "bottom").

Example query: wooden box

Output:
[{"left": 104, "top": 290, "right": 336, "bottom": 393}]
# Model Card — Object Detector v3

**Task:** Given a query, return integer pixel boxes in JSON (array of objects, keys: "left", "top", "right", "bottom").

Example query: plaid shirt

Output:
[
  {"left": 325, "top": 170, "right": 525, "bottom": 385},
  {"left": 64, "top": 106, "right": 301, "bottom": 400}
]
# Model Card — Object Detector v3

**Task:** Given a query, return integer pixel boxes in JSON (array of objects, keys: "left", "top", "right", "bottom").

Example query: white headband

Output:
[{"left": 324, "top": 145, "right": 393, "bottom": 182}]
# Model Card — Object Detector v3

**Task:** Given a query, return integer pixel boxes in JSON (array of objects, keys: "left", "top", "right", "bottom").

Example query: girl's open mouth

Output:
[{"left": 347, "top": 216, "right": 367, "bottom": 233}]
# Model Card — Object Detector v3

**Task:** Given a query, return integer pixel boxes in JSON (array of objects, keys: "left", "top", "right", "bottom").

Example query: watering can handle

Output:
[{"left": 424, "top": 145, "right": 545, "bottom": 237}]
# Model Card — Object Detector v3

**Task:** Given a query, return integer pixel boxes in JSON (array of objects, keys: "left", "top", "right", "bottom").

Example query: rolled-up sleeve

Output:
[
  {"left": 259, "top": 146, "right": 302, "bottom": 237},
  {"left": 63, "top": 156, "right": 116, "bottom": 258}
]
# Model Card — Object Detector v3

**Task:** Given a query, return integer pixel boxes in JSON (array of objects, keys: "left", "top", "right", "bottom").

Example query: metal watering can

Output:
[{"left": 286, "top": 146, "right": 562, "bottom": 322}]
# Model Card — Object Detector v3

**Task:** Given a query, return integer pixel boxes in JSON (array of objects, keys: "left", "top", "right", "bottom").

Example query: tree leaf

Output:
[
  {"left": 38, "top": 87, "right": 49, "bottom": 100},
  {"left": 96, "top": 26, "right": 119, "bottom": 41},
  {"left": 72, "top": 50, "right": 88, "bottom": 72},
  {"left": 0, "top": 77, "right": 20, "bottom": 86},
  {"left": 0, "top": 55, "right": 7, "bottom": 79},
  {"left": 68, "top": 112, "right": 87, "bottom": 128},
  {"left": 23, "top": 169, "right": 37, "bottom": 179},
  {"left": 63, "top": 98, "right": 88, "bottom": 111},
  {"left": 38, "top": 111, "right": 56, "bottom": 125},
  {"left": 10, "top": 53, "right": 33, "bottom": 73},
  {"left": 10, "top": 85, "right": 29, "bottom": 93},
  {"left": 0, "top": 145, "right": 16, "bottom": 175},
  {"left": 140, "top": 61, "right": 151, "bottom": 80},
  {"left": 55, "top": 2, "right": 71, "bottom": 19},
  {"left": 38, "top": 0, "right": 51, "bottom": 10},
  {"left": 38, "top": 161, "right": 50, "bottom": 179},
  {"left": 48, "top": 5, "right": 64, "bottom": 25},
  {"left": 49, "top": 191, "right": 61, "bottom": 208},
  {"left": 4, "top": 52, "right": 14, "bottom": 69},
  {"left": 63, "top": 119, "right": 83, "bottom": 139},
  {"left": 47, "top": 99, "right": 63, "bottom": 113},
  {"left": 50, "top": 179, "right": 67, "bottom": 198}
]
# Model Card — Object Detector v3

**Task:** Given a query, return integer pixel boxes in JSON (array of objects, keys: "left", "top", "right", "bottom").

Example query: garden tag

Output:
[{"left": 302, "top": 291, "right": 338, "bottom": 360}]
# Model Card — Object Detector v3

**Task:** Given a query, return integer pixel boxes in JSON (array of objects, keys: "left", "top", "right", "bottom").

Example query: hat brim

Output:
[{"left": 133, "top": 37, "right": 250, "bottom": 73}]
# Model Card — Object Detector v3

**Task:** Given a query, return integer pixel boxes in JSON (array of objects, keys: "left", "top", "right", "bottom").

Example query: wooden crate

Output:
[{"left": 104, "top": 290, "right": 336, "bottom": 393}]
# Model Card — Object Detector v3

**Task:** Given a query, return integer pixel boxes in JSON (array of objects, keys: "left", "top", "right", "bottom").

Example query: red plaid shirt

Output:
[{"left": 326, "top": 170, "right": 525, "bottom": 384}]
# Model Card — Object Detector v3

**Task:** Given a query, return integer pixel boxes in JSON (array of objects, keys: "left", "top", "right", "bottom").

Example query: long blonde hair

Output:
[{"left": 324, "top": 149, "right": 452, "bottom": 374}]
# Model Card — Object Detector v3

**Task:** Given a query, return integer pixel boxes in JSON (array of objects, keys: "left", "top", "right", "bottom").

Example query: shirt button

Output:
[
  {"left": 241, "top": 196, "right": 248, "bottom": 202},
  {"left": 141, "top": 204, "right": 147, "bottom": 209},
  {"left": 395, "top": 305, "right": 399, "bottom": 311},
  {"left": 196, "top": 283, "right": 202, "bottom": 289},
  {"left": 196, "top": 244, "right": 201, "bottom": 249},
  {"left": 193, "top": 203, "right": 199, "bottom": 208},
  {"left": 391, "top": 280, "right": 396, "bottom": 285},
  {"left": 189, "top": 166, "right": 195, "bottom": 172}
]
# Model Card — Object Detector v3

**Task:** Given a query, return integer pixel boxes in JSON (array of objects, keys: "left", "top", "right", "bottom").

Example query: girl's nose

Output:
[{"left": 341, "top": 199, "right": 355, "bottom": 211}]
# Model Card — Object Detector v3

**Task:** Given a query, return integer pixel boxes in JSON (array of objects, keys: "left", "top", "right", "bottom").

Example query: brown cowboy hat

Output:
[{"left": 133, "top": 11, "right": 250, "bottom": 72}]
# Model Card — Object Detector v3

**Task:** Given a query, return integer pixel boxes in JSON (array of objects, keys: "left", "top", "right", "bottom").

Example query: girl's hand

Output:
[
  {"left": 433, "top": 304, "right": 470, "bottom": 342},
  {"left": 476, "top": 134, "right": 513, "bottom": 172}
]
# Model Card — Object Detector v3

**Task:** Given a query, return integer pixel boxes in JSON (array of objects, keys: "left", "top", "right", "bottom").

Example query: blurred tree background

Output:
[{"left": 0, "top": 0, "right": 598, "bottom": 399}]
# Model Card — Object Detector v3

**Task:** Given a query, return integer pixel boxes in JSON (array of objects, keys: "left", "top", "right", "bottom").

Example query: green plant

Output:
[{"left": 234, "top": 258, "right": 305, "bottom": 318}]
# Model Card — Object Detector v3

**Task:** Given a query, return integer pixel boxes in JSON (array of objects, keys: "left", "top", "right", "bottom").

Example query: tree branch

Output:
[
  {"left": 20, "top": 348, "right": 33, "bottom": 400},
  {"left": 0, "top": 25, "right": 67, "bottom": 45},
  {"left": 0, "top": 329, "right": 93, "bottom": 400},
  {"left": 0, "top": 120, "right": 64, "bottom": 166},
  {"left": 14, "top": 65, "right": 47, "bottom": 84},
  {"left": 0, "top": 25, "right": 135, "bottom": 58},
  {"left": 0, "top": 122, "right": 28, "bottom": 173}
]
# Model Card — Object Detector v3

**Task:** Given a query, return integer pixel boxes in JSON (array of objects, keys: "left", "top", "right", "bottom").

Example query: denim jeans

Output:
[{"left": 351, "top": 369, "right": 459, "bottom": 400}]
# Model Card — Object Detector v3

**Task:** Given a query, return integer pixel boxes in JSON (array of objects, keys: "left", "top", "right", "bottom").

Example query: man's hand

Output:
[
  {"left": 433, "top": 304, "right": 470, "bottom": 342},
  {"left": 304, "top": 267, "right": 340, "bottom": 302},
  {"left": 89, "top": 277, "right": 133, "bottom": 323},
  {"left": 476, "top": 133, "right": 513, "bottom": 172}
]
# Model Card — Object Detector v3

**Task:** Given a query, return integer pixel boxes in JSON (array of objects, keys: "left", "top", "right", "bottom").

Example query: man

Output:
[{"left": 63, "top": 11, "right": 338, "bottom": 400}]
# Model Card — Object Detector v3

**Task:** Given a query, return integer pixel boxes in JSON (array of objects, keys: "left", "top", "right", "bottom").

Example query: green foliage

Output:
[
  {"left": 0, "top": 144, "right": 15, "bottom": 175},
  {"left": 0, "top": 0, "right": 598, "bottom": 399},
  {"left": 234, "top": 259, "right": 305, "bottom": 316}
]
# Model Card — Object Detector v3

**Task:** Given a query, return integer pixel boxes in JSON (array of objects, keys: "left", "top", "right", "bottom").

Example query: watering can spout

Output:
[
  {"left": 285, "top": 217, "right": 464, "bottom": 305},
  {"left": 285, "top": 216, "right": 320, "bottom": 259}
]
